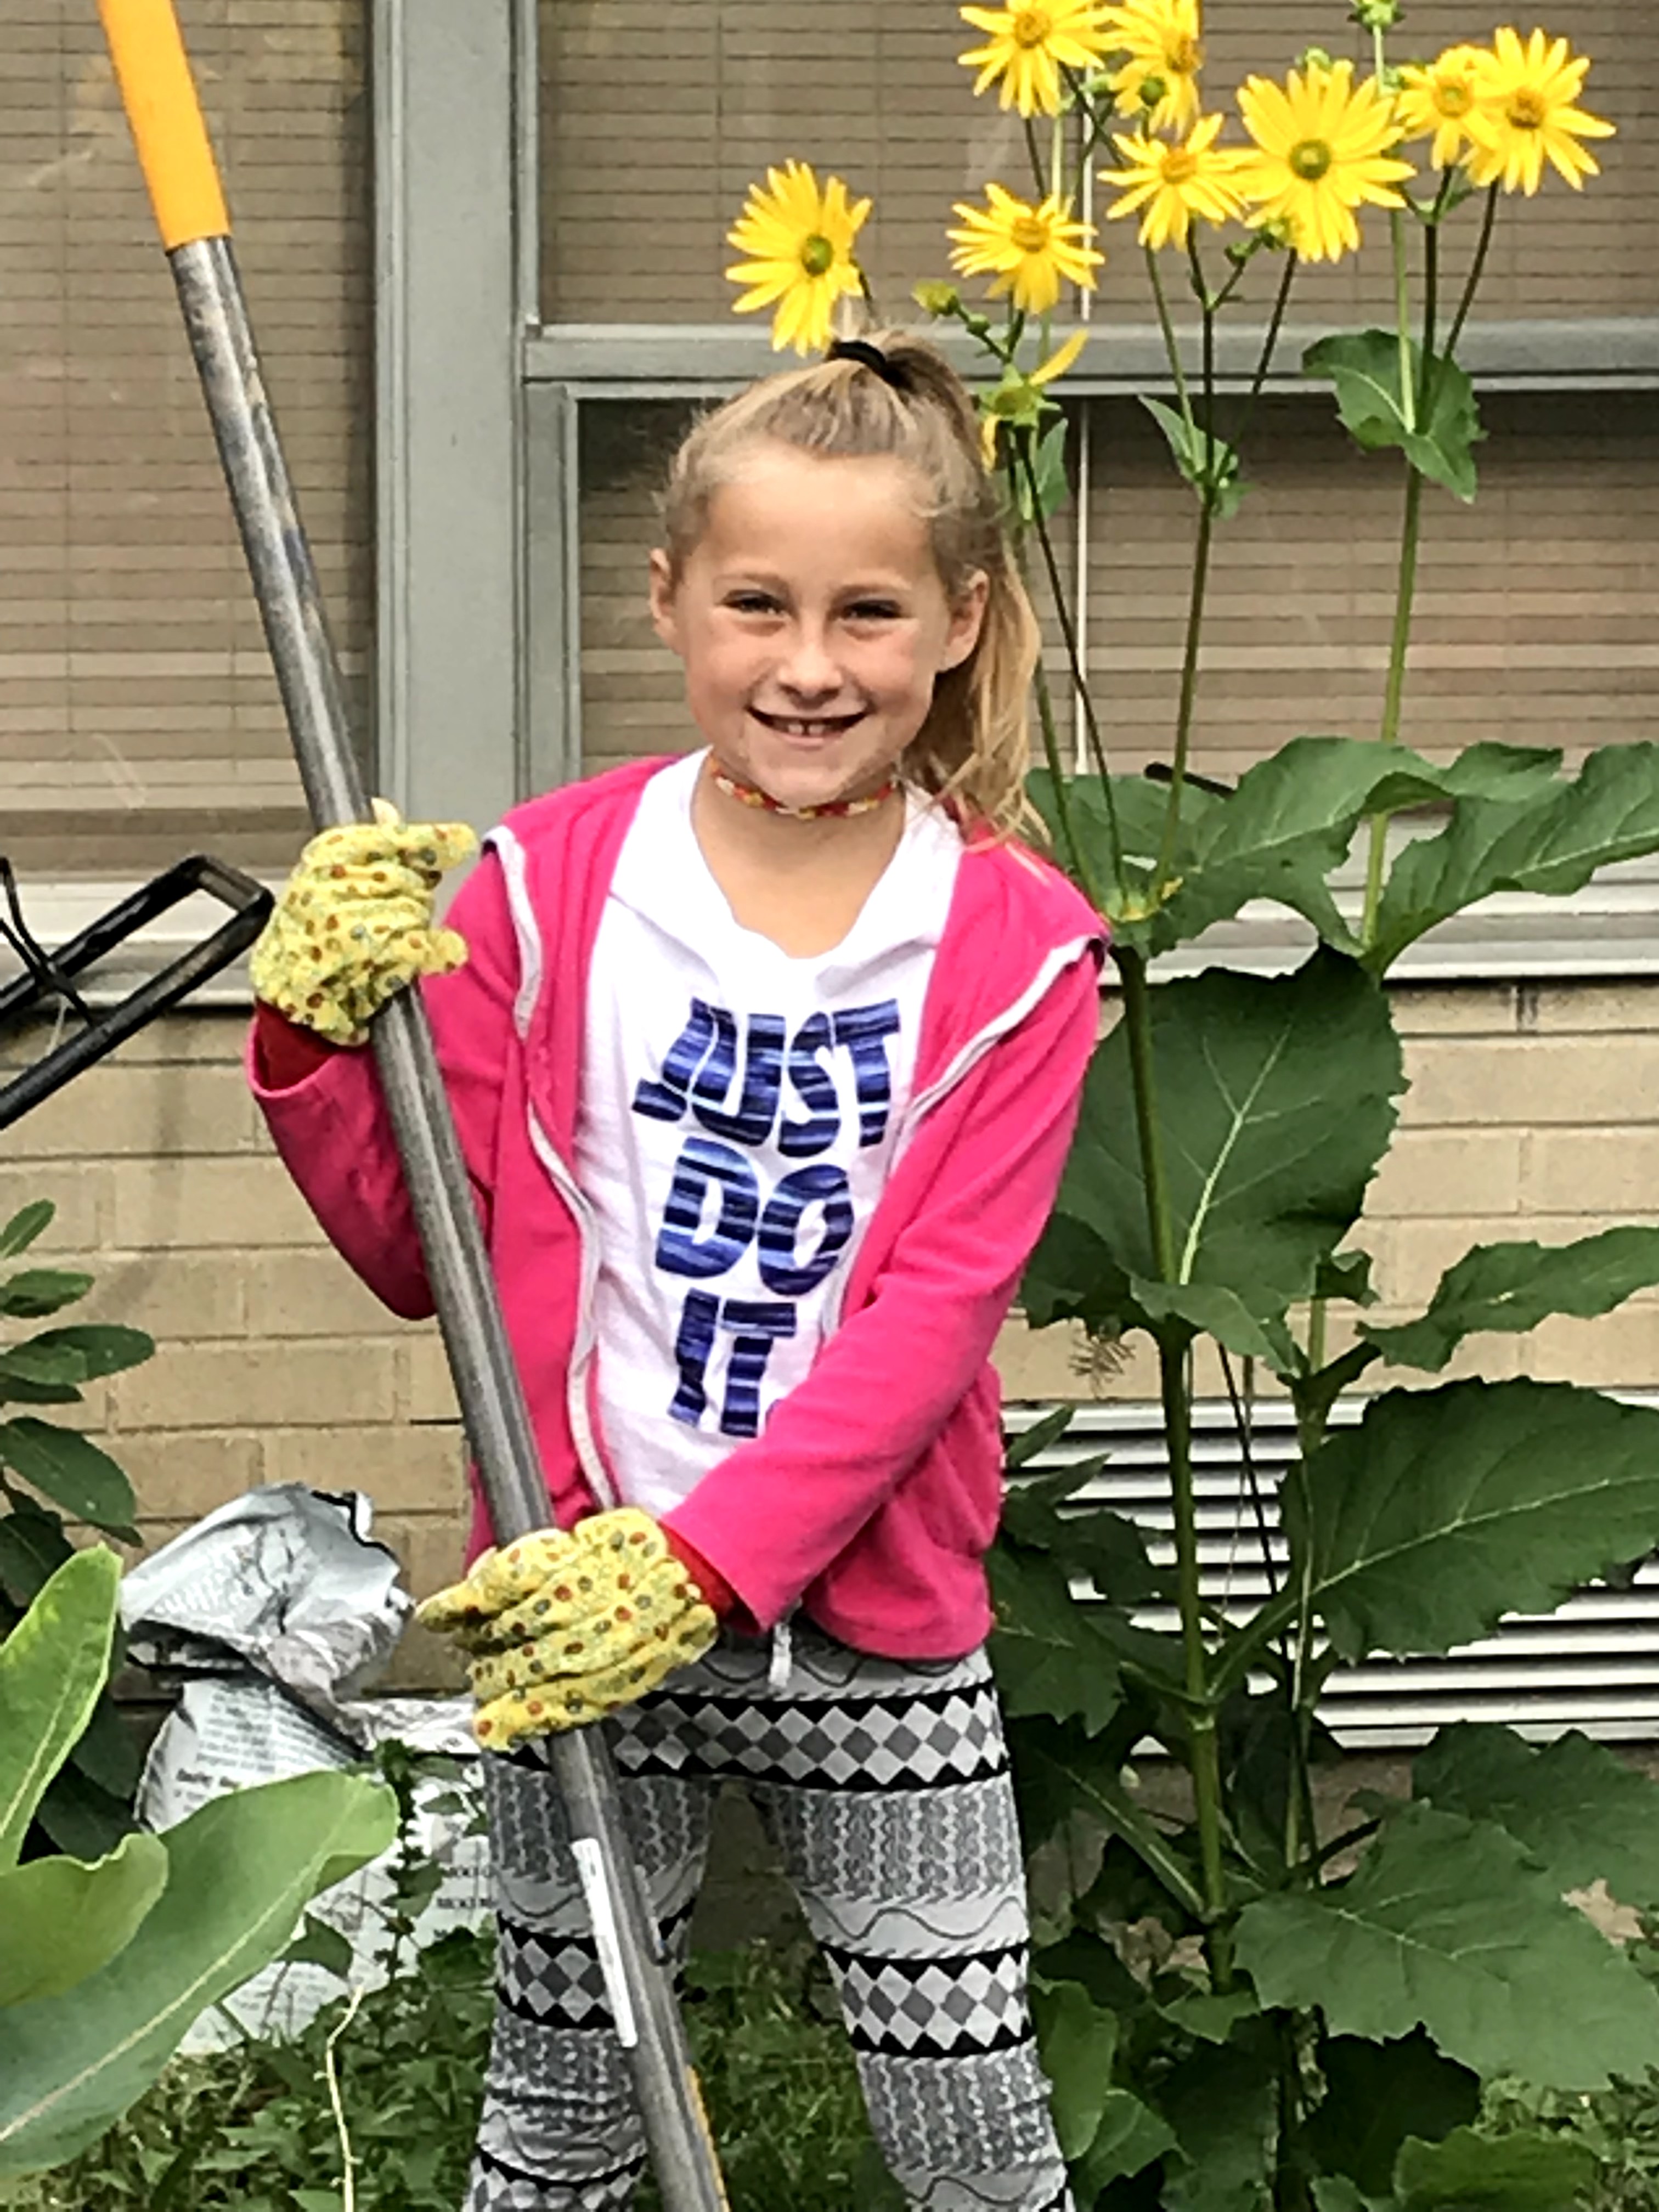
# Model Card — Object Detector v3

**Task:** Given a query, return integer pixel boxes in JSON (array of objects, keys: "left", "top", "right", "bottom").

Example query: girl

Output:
[{"left": 250, "top": 332, "right": 1103, "bottom": 2212}]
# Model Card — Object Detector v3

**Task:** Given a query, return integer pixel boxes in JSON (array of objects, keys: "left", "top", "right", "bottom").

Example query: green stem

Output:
[
  {"left": 1442, "top": 183, "right": 1500, "bottom": 372},
  {"left": 1154, "top": 496, "right": 1215, "bottom": 891},
  {"left": 1390, "top": 210, "right": 1416, "bottom": 436},
  {"left": 1146, "top": 245, "right": 1195, "bottom": 433},
  {"left": 1033, "top": 650, "right": 1103, "bottom": 910},
  {"left": 1022, "top": 114, "right": 1049, "bottom": 197},
  {"left": 1228, "top": 250, "right": 1299, "bottom": 458},
  {"left": 1359, "top": 464, "right": 1425, "bottom": 944},
  {"left": 1021, "top": 442, "right": 1127, "bottom": 887},
  {"left": 1119, "top": 948, "right": 1229, "bottom": 1955}
]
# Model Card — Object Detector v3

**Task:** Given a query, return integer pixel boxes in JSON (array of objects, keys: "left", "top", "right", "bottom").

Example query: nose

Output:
[{"left": 776, "top": 620, "right": 844, "bottom": 702}]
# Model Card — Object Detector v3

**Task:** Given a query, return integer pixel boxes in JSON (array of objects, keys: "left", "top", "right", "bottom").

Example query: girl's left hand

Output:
[{"left": 416, "top": 1509, "right": 719, "bottom": 1750}]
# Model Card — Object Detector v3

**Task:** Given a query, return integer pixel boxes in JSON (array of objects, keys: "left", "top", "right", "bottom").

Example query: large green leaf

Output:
[
  {"left": 0, "top": 1420, "right": 137, "bottom": 1532},
  {"left": 1414, "top": 1724, "right": 1659, "bottom": 1908},
  {"left": 1075, "top": 2090, "right": 1178, "bottom": 2197},
  {"left": 0, "top": 1768, "right": 396, "bottom": 2176},
  {"left": 1032, "top": 1979, "right": 1125, "bottom": 2161},
  {"left": 1286, "top": 1380, "right": 1659, "bottom": 1662},
  {"left": 1304, "top": 331, "right": 1484, "bottom": 501},
  {"left": 1235, "top": 1805, "right": 1659, "bottom": 2088},
  {"left": 1362, "top": 1227, "right": 1659, "bottom": 1373},
  {"left": 1370, "top": 743, "right": 1659, "bottom": 974},
  {"left": 1032, "top": 950, "right": 1402, "bottom": 1340},
  {"left": 989, "top": 1546, "right": 1124, "bottom": 1734},
  {"left": 1306, "top": 2031, "right": 1480, "bottom": 2197},
  {"left": 0, "top": 1271, "right": 92, "bottom": 1321},
  {"left": 0, "top": 1835, "right": 168, "bottom": 2006},
  {"left": 0, "top": 1498, "right": 75, "bottom": 1609},
  {"left": 1153, "top": 737, "right": 1452, "bottom": 953},
  {"left": 1013, "top": 1720, "right": 1206, "bottom": 1921},
  {"left": 1393, "top": 2126, "right": 1596, "bottom": 2210},
  {"left": 1159, "top": 2021, "right": 1279, "bottom": 2212},
  {"left": 1131, "top": 1280, "right": 1300, "bottom": 1369},
  {"left": 0, "top": 1548, "right": 121, "bottom": 1869},
  {"left": 0, "top": 1205, "right": 54, "bottom": 1262},
  {"left": 0, "top": 1325, "right": 153, "bottom": 1389}
]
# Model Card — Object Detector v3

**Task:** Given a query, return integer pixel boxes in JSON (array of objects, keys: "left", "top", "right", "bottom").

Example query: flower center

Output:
[
  {"left": 1011, "top": 213, "right": 1053, "bottom": 253},
  {"left": 1166, "top": 33, "right": 1200, "bottom": 74},
  {"left": 1435, "top": 76, "right": 1474, "bottom": 117},
  {"left": 1289, "top": 137, "right": 1334, "bottom": 180},
  {"left": 1505, "top": 86, "right": 1548, "bottom": 129},
  {"left": 1161, "top": 147, "right": 1200, "bottom": 184},
  {"left": 798, "top": 233, "right": 836, "bottom": 276},
  {"left": 1012, "top": 7, "right": 1052, "bottom": 47}
]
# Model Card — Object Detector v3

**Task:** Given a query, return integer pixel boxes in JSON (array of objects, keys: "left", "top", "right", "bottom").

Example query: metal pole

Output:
[{"left": 96, "top": 9, "right": 728, "bottom": 2207}]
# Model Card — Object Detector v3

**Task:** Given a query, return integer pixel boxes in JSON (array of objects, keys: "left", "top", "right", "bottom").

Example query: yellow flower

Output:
[
  {"left": 958, "top": 1, "right": 1114, "bottom": 118},
  {"left": 1102, "top": 0, "right": 1205, "bottom": 135},
  {"left": 1464, "top": 26, "right": 1615, "bottom": 195},
  {"left": 1397, "top": 44, "right": 1488, "bottom": 170},
  {"left": 948, "top": 183, "right": 1103, "bottom": 314},
  {"left": 1235, "top": 58, "right": 1416, "bottom": 264},
  {"left": 725, "top": 161, "right": 872, "bottom": 355},
  {"left": 1103, "top": 114, "right": 1249, "bottom": 250}
]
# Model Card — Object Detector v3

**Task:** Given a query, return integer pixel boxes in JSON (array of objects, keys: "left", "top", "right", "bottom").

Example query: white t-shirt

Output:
[{"left": 573, "top": 750, "right": 963, "bottom": 1519}]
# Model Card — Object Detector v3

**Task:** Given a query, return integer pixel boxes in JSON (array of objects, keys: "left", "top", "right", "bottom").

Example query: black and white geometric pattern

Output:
[
  {"left": 617, "top": 1677, "right": 1009, "bottom": 1792},
  {"left": 825, "top": 1940, "right": 1033, "bottom": 2057},
  {"left": 464, "top": 1623, "right": 1074, "bottom": 2211}
]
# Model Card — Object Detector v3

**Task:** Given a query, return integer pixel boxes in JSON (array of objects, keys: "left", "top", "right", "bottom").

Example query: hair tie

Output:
[{"left": 825, "top": 336, "right": 913, "bottom": 394}]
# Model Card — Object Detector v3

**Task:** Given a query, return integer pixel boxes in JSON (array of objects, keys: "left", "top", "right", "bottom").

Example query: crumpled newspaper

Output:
[{"left": 120, "top": 1484, "right": 491, "bottom": 2045}]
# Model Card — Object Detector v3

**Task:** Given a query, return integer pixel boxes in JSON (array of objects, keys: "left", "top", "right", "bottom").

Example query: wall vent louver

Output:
[{"left": 1009, "top": 1397, "right": 1659, "bottom": 1749}]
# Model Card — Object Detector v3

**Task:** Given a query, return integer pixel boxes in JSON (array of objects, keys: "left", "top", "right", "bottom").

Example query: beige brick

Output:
[
  {"left": 264, "top": 1422, "right": 466, "bottom": 1516},
  {"left": 1389, "top": 987, "right": 1520, "bottom": 1037},
  {"left": 108, "top": 1013, "right": 250, "bottom": 1068},
  {"left": 60, "top": 1248, "right": 249, "bottom": 1341},
  {"left": 1526, "top": 1306, "right": 1659, "bottom": 1388},
  {"left": 1403, "top": 1037, "right": 1659, "bottom": 1128},
  {"left": 371, "top": 1514, "right": 469, "bottom": 1693},
  {"left": 1523, "top": 1130, "right": 1659, "bottom": 1217},
  {"left": 115, "top": 1429, "right": 263, "bottom": 1520},
  {"left": 1365, "top": 1131, "right": 1524, "bottom": 1220},
  {"left": 995, "top": 1316, "right": 1097, "bottom": 1402},
  {"left": 1533, "top": 984, "right": 1659, "bottom": 1036},
  {"left": 109, "top": 1339, "right": 399, "bottom": 1431},
  {"left": 1367, "top": 1217, "right": 1534, "bottom": 1310},
  {"left": 404, "top": 1335, "right": 460, "bottom": 1423},
  {"left": 245, "top": 1247, "right": 422, "bottom": 1338},
  {"left": 0, "top": 1062, "right": 257, "bottom": 1160},
  {"left": 110, "top": 1154, "right": 321, "bottom": 1249},
  {"left": 0, "top": 1165, "right": 106, "bottom": 1250}
]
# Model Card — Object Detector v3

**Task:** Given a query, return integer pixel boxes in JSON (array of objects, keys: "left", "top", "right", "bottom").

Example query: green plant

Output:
[
  {"left": 0, "top": 1547, "right": 397, "bottom": 2180},
  {"left": 716, "top": 6, "right": 1659, "bottom": 2207},
  {"left": 0, "top": 1198, "right": 154, "bottom": 1859}
]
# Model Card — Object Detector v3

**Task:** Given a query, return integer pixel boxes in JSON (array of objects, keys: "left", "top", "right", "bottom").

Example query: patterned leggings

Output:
[{"left": 464, "top": 1624, "right": 1074, "bottom": 2211}]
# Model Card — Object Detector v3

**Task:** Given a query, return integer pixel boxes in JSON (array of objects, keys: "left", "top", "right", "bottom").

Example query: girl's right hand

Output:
[{"left": 250, "top": 798, "right": 479, "bottom": 1045}]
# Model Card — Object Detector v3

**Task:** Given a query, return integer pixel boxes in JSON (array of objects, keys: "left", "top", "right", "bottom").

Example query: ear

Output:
[
  {"left": 939, "top": 569, "right": 990, "bottom": 672},
  {"left": 648, "top": 549, "right": 683, "bottom": 654}
]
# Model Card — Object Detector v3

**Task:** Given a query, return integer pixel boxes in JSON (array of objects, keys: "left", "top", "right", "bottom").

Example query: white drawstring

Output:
[{"left": 767, "top": 1617, "right": 794, "bottom": 1694}]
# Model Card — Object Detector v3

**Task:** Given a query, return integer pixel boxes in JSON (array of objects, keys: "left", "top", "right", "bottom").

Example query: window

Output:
[{"left": 1, "top": 3, "right": 371, "bottom": 884}]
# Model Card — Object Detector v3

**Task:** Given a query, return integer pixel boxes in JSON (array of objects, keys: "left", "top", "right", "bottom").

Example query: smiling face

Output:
[{"left": 649, "top": 440, "right": 988, "bottom": 812}]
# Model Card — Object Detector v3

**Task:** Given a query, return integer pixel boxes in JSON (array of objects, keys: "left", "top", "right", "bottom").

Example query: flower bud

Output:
[
  {"left": 1297, "top": 46, "right": 1334, "bottom": 75},
  {"left": 1349, "top": 0, "right": 1401, "bottom": 26},
  {"left": 912, "top": 280, "right": 961, "bottom": 318},
  {"left": 1136, "top": 72, "right": 1170, "bottom": 111}
]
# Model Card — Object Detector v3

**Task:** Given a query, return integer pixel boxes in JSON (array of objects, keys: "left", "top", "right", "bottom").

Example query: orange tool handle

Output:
[{"left": 98, "top": 0, "right": 230, "bottom": 249}]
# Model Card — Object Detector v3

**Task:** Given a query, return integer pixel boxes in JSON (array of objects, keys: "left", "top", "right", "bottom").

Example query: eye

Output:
[
  {"left": 724, "top": 590, "right": 781, "bottom": 616},
  {"left": 844, "top": 599, "right": 903, "bottom": 624}
]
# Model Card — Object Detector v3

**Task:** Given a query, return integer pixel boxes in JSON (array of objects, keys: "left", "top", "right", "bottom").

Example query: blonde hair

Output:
[{"left": 657, "top": 332, "right": 1040, "bottom": 839}]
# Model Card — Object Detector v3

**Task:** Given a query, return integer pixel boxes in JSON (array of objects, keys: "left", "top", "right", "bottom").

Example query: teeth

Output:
[{"left": 763, "top": 715, "right": 852, "bottom": 736}]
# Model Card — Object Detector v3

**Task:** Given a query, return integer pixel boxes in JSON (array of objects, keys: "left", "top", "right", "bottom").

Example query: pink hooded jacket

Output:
[{"left": 250, "top": 757, "right": 1104, "bottom": 1659}]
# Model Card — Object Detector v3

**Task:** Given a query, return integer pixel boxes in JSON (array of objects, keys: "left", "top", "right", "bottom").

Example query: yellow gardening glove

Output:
[
  {"left": 250, "top": 798, "right": 478, "bottom": 1046},
  {"left": 416, "top": 1509, "right": 719, "bottom": 1752}
]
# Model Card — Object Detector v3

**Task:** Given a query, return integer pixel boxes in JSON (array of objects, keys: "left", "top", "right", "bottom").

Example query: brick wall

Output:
[{"left": 5, "top": 980, "right": 1658, "bottom": 1691}]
